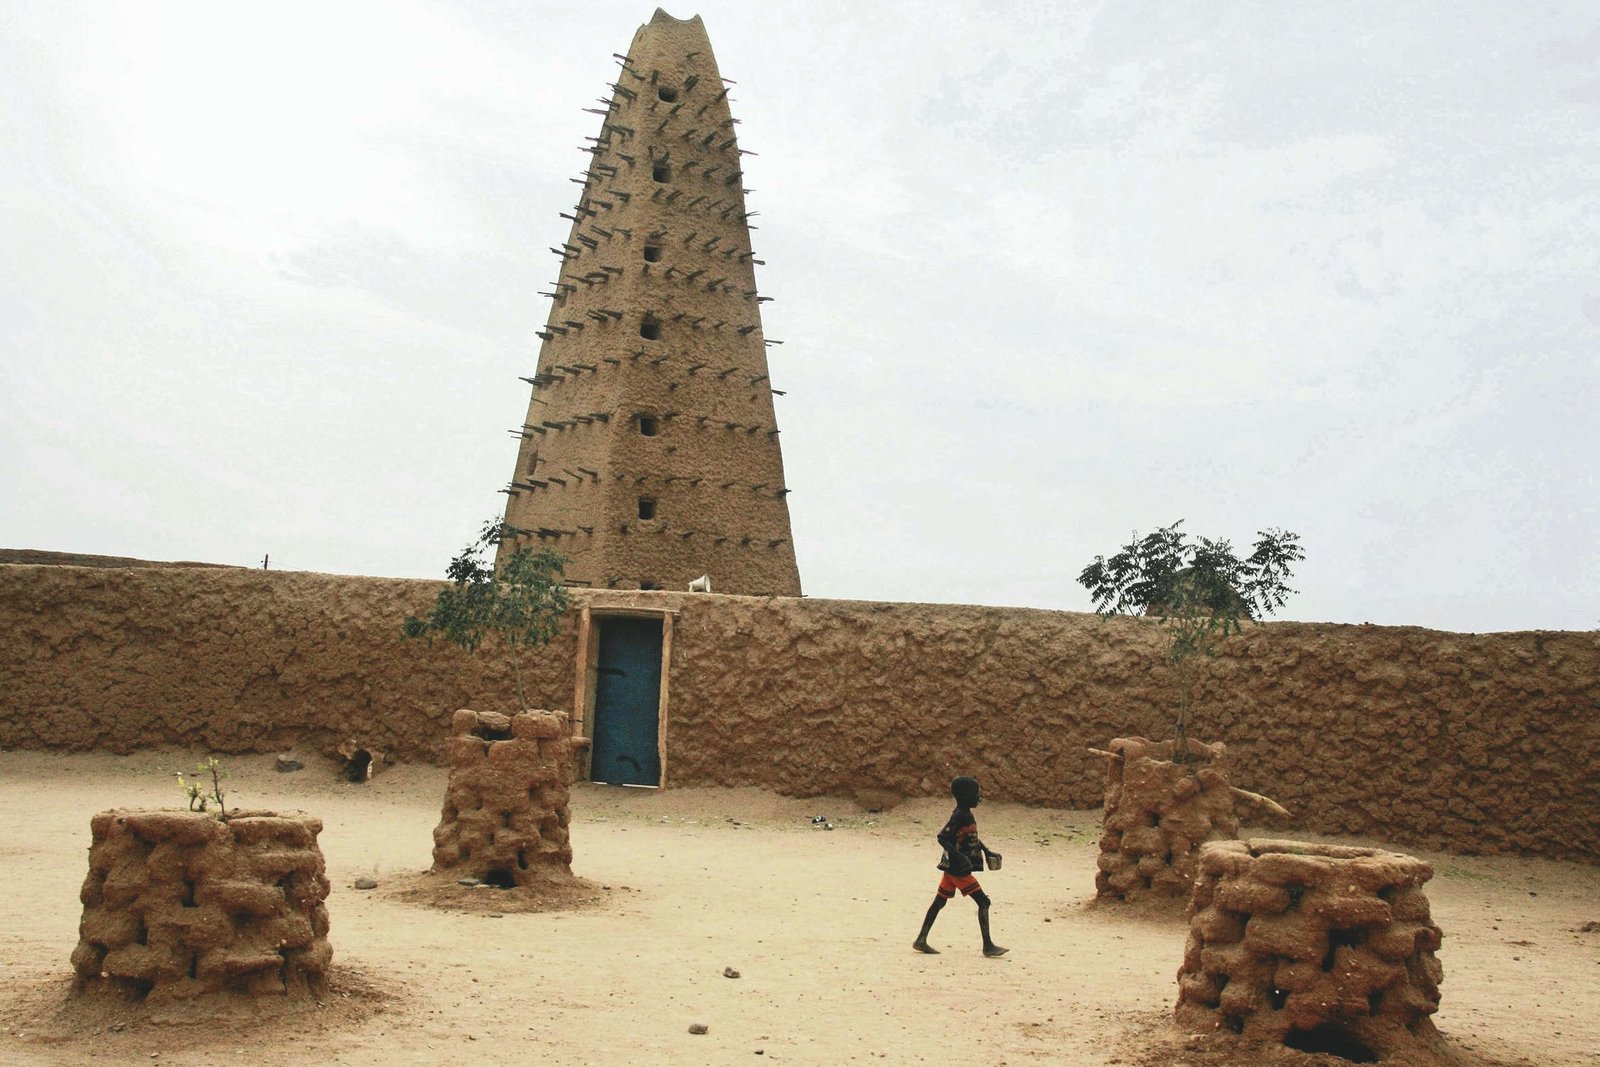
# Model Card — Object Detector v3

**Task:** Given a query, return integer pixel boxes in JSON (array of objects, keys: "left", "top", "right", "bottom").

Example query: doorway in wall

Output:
[{"left": 589, "top": 616, "right": 664, "bottom": 785}]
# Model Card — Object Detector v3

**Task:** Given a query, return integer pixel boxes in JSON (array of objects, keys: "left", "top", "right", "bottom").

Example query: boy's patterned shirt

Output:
[{"left": 936, "top": 805, "right": 983, "bottom": 872}]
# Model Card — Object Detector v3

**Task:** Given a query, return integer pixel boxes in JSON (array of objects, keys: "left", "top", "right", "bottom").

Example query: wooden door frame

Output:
[{"left": 572, "top": 605, "right": 676, "bottom": 788}]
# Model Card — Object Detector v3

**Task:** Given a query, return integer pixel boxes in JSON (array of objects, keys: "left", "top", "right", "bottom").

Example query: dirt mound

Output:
[
  {"left": 5, "top": 965, "right": 396, "bottom": 1057},
  {"left": 381, "top": 869, "right": 612, "bottom": 915}
]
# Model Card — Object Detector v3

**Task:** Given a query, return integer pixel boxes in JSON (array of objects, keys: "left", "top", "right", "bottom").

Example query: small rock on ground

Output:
[
  {"left": 688, "top": 1023, "right": 709, "bottom": 1035},
  {"left": 723, "top": 967, "right": 741, "bottom": 978},
  {"left": 353, "top": 877, "right": 378, "bottom": 890},
  {"left": 274, "top": 754, "right": 303, "bottom": 773}
]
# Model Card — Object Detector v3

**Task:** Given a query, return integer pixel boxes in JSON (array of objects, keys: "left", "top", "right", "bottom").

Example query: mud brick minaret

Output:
[{"left": 498, "top": 9, "right": 801, "bottom": 596}]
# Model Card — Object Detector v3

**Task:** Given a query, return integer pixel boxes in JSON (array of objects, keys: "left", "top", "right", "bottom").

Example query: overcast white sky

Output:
[{"left": 3, "top": 1, "right": 1597, "bottom": 633}]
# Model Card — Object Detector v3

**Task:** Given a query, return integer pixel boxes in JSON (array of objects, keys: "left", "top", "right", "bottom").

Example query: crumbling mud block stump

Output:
[
  {"left": 432, "top": 709, "right": 577, "bottom": 885},
  {"left": 72, "top": 810, "right": 331, "bottom": 1002},
  {"left": 1096, "top": 736, "right": 1239, "bottom": 901},
  {"left": 1176, "top": 839, "right": 1444, "bottom": 1062}
]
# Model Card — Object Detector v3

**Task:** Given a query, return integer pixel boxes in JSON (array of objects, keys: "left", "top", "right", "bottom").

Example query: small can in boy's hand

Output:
[{"left": 986, "top": 852, "right": 1003, "bottom": 871}]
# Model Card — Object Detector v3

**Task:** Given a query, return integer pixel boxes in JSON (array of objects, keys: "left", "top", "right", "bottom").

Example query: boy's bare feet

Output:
[
  {"left": 912, "top": 940, "right": 939, "bottom": 954},
  {"left": 983, "top": 944, "right": 1009, "bottom": 958}
]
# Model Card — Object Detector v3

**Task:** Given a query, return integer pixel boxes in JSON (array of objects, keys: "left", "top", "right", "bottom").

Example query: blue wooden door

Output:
[{"left": 589, "top": 617, "right": 663, "bottom": 785}]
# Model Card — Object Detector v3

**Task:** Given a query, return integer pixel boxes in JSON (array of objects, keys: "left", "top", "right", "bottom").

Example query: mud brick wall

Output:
[
  {"left": 433, "top": 709, "right": 576, "bottom": 883},
  {"left": 73, "top": 809, "right": 331, "bottom": 1000},
  {"left": 0, "top": 565, "right": 576, "bottom": 763},
  {"left": 1177, "top": 839, "right": 1444, "bottom": 1059},
  {"left": 2, "top": 564, "right": 1597, "bottom": 861}
]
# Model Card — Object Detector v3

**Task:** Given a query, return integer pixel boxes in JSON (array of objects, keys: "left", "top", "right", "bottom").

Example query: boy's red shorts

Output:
[{"left": 937, "top": 872, "right": 982, "bottom": 898}]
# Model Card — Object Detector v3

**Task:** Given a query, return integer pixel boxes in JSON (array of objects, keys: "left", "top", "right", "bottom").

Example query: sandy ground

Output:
[{"left": 0, "top": 750, "right": 1596, "bottom": 1067}]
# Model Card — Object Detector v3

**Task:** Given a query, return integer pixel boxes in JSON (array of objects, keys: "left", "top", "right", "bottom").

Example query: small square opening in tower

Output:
[
  {"left": 640, "top": 317, "right": 662, "bottom": 340},
  {"left": 638, "top": 498, "right": 656, "bottom": 520},
  {"left": 652, "top": 163, "right": 671, "bottom": 183},
  {"left": 657, "top": 86, "right": 678, "bottom": 103},
  {"left": 638, "top": 415, "right": 659, "bottom": 436},
  {"left": 642, "top": 245, "right": 662, "bottom": 262}
]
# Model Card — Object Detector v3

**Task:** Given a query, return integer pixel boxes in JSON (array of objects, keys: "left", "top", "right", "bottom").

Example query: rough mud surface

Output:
[
  {"left": 1096, "top": 737, "right": 1240, "bottom": 901},
  {"left": 72, "top": 809, "right": 331, "bottom": 1002},
  {"left": 1177, "top": 839, "right": 1444, "bottom": 1061},
  {"left": 1, "top": 751, "right": 1596, "bottom": 1065},
  {"left": 1, "top": 564, "right": 1598, "bottom": 864},
  {"left": 431, "top": 709, "right": 577, "bottom": 883}
]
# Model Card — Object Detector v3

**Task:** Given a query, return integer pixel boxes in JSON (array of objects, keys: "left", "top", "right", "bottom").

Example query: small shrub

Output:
[
  {"left": 404, "top": 517, "right": 570, "bottom": 710},
  {"left": 175, "top": 756, "right": 229, "bottom": 816}
]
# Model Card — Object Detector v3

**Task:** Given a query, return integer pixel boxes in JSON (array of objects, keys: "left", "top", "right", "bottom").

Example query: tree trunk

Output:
[{"left": 506, "top": 648, "right": 528, "bottom": 712}]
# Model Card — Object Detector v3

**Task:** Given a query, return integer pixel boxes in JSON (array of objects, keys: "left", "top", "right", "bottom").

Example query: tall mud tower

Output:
[{"left": 499, "top": 10, "right": 801, "bottom": 596}]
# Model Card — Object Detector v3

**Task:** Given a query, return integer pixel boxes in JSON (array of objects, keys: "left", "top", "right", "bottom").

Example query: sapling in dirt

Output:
[{"left": 175, "top": 756, "right": 229, "bottom": 816}]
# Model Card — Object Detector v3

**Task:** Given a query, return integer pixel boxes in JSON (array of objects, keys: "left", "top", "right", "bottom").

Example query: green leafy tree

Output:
[
  {"left": 1077, "top": 521, "right": 1304, "bottom": 762},
  {"left": 404, "top": 518, "right": 570, "bottom": 711}
]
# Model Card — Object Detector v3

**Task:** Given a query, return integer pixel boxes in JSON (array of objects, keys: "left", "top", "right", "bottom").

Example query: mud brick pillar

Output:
[
  {"left": 1176, "top": 838, "right": 1444, "bottom": 1061},
  {"left": 72, "top": 810, "right": 332, "bottom": 1001},
  {"left": 432, "top": 709, "right": 577, "bottom": 884},
  {"left": 1095, "top": 736, "right": 1240, "bottom": 901}
]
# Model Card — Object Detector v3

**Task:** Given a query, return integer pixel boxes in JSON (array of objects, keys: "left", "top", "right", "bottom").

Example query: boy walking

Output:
[{"left": 913, "top": 775, "right": 1008, "bottom": 957}]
